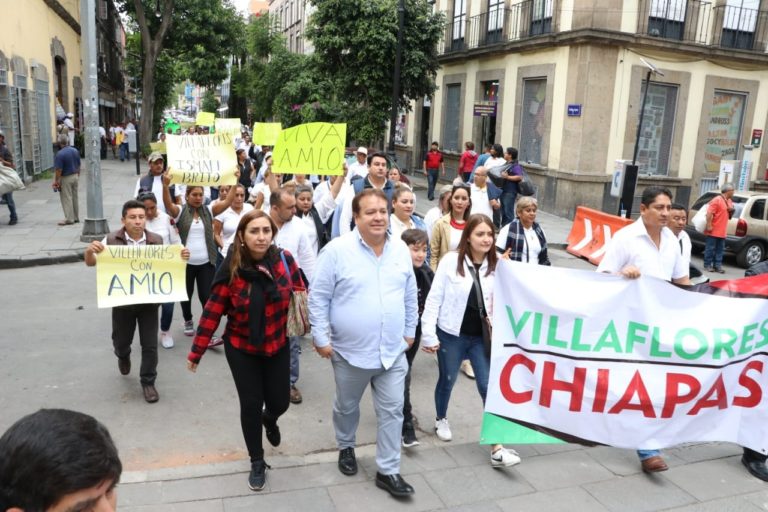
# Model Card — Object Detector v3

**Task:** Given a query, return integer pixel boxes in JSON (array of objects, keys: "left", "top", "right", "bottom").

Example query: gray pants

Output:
[
  {"left": 112, "top": 304, "right": 159, "bottom": 385},
  {"left": 331, "top": 351, "right": 407, "bottom": 475},
  {"left": 289, "top": 335, "right": 300, "bottom": 386},
  {"left": 59, "top": 174, "right": 79, "bottom": 223}
]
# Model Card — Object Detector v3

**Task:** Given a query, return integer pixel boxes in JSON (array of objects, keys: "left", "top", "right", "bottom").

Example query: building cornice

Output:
[{"left": 43, "top": 0, "right": 81, "bottom": 36}]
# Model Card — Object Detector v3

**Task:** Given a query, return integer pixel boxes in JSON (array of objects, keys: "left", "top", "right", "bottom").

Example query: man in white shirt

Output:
[
  {"left": 469, "top": 166, "right": 500, "bottom": 219},
  {"left": 597, "top": 186, "right": 689, "bottom": 473},
  {"left": 63, "top": 113, "right": 76, "bottom": 147},
  {"left": 346, "top": 147, "right": 368, "bottom": 184},
  {"left": 270, "top": 188, "right": 316, "bottom": 405}
]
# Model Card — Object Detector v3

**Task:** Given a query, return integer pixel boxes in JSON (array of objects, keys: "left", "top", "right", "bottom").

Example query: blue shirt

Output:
[
  {"left": 309, "top": 229, "right": 418, "bottom": 370},
  {"left": 54, "top": 146, "right": 81, "bottom": 176},
  {"left": 503, "top": 162, "right": 522, "bottom": 194}
]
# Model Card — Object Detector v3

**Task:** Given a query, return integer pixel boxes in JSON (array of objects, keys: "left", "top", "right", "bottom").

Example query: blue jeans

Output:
[
  {"left": 435, "top": 327, "right": 490, "bottom": 419},
  {"left": 119, "top": 142, "right": 128, "bottom": 161},
  {"left": 637, "top": 449, "right": 661, "bottom": 461},
  {"left": 2, "top": 192, "right": 17, "bottom": 221},
  {"left": 426, "top": 169, "right": 438, "bottom": 200},
  {"left": 703, "top": 236, "right": 725, "bottom": 269},
  {"left": 160, "top": 302, "right": 174, "bottom": 332},
  {"left": 501, "top": 192, "right": 517, "bottom": 226}
]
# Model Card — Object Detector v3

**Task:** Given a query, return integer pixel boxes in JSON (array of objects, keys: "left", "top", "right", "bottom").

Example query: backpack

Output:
[{"left": 517, "top": 167, "right": 536, "bottom": 196}]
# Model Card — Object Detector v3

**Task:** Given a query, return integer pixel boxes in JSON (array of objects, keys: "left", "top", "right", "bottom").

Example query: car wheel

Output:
[{"left": 736, "top": 241, "right": 765, "bottom": 268}]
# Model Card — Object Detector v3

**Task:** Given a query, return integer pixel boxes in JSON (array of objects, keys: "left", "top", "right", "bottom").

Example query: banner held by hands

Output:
[{"left": 272, "top": 122, "right": 346, "bottom": 176}]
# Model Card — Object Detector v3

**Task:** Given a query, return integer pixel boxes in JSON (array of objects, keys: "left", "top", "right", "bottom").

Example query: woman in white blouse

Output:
[
  {"left": 496, "top": 196, "right": 551, "bottom": 265},
  {"left": 389, "top": 185, "right": 427, "bottom": 242},
  {"left": 214, "top": 184, "right": 253, "bottom": 268}
]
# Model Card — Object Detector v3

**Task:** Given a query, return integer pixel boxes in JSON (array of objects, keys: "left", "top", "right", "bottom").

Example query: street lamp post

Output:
[
  {"left": 80, "top": 0, "right": 110, "bottom": 241},
  {"left": 387, "top": 0, "right": 406, "bottom": 163}
]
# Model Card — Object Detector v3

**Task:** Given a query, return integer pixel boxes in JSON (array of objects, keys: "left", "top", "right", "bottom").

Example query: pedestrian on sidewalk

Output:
[
  {"left": 187, "top": 210, "right": 304, "bottom": 492},
  {"left": 703, "top": 182, "right": 734, "bottom": 273},
  {"left": 310, "top": 189, "right": 418, "bottom": 498},
  {"left": 421, "top": 214, "right": 523, "bottom": 469},
  {"left": 85, "top": 200, "right": 190, "bottom": 403},
  {"left": 162, "top": 171, "right": 237, "bottom": 344},
  {"left": 499, "top": 147, "right": 523, "bottom": 226},
  {"left": 0, "top": 409, "right": 122, "bottom": 511},
  {"left": 423, "top": 141, "right": 445, "bottom": 201},
  {"left": 458, "top": 141, "right": 478, "bottom": 182},
  {"left": 54, "top": 134, "right": 81, "bottom": 226},
  {"left": 0, "top": 130, "right": 18, "bottom": 225}
]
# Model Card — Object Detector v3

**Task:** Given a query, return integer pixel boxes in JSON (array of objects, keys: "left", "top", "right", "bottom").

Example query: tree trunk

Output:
[{"left": 139, "top": 56, "right": 157, "bottom": 149}]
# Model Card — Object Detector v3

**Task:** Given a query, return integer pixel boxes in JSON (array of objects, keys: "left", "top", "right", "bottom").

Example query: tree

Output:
[
  {"left": 305, "top": 0, "right": 444, "bottom": 145},
  {"left": 201, "top": 89, "right": 219, "bottom": 113},
  {"left": 118, "top": 0, "right": 244, "bottom": 146}
]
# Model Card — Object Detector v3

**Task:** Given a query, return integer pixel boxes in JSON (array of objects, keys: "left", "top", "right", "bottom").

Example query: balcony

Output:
[
  {"left": 439, "top": 1, "right": 555, "bottom": 55},
  {"left": 711, "top": 4, "right": 768, "bottom": 51},
  {"left": 636, "top": 0, "right": 711, "bottom": 45}
]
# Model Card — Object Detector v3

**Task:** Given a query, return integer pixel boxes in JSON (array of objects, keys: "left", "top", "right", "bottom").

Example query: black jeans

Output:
[
  {"left": 180, "top": 263, "right": 215, "bottom": 322},
  {"left": 112, "top": 304, "right": 159, "bottom": 385},
  {"left": 225, "top": 341, "right": 291, "bottom": 462},
  {"left": 402, "top": 324, "right": 422, "bottom": 426}
]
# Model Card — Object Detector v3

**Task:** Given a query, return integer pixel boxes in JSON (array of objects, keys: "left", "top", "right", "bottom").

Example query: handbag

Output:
[
  {"left": 518, "top": 168, "right": 536, "bottom": 196},
  {"left": 0, "top": 164, "right": 24, "bottom": 197},
  {"left": 466, "top": 264, "right": 492, "bottom": 357},
  {"left": 279, "top": 251, "right": 310, "bottom": 337}
]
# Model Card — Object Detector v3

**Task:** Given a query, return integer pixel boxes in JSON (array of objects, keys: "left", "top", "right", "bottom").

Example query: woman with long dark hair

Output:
[
  {"left": 429, "top": 184, "right": 472, "bottom": 269},
  {"left": 187, "top": 209, "right": 304, "bottom": 492}
]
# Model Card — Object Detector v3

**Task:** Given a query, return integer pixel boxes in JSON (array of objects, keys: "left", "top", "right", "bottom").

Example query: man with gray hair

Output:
[
  {"left": 703, "top": 182, "right": 735, "bottom": 273},
  {"left": 53, "top": 133, "right": 81, "bottom": 225}
]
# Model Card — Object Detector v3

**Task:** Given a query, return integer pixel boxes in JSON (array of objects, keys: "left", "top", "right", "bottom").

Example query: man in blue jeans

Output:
[
  {"left": 422, "top": 141, "right": 444, "bottom": 201},
  {"left": 500, "top": 147, "right": 523, "bottom": 225}
]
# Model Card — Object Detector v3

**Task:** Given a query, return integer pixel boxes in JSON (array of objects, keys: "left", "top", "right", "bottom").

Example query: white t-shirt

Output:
[
  {"left": 274, "top": 218, "right": 316, "bottom": 283},
  {"left": 248, "top": 182, "right": 272, "bottom": 213},
  {"left": 346, "top": 161, "right": 368, "bottom": 184},
  {"left": 173, "top": 205, "right": 214, "bottom": 265},
  {"left": 470, "top": 184, "right": 493, "bottom": 218},
  {"left": 485, "top": 156, "right": 506, "bottom": 169},
  {"left": 677, "top": 229, "right": 692, "bottom": 269},
  {"left": 146, "top": 211, "right": 180, "bottom": 245},
  {"left": 449, "top": 224, "right": 463, "bottom": 252},
  {"left": 424, "top": 207, "right": 443, "bottom": 241},
  {"left": 522, "top": 226, "right": 542, "bottom": 264},
  {"left": 215, "top": 204, "right": 254, "bottom": 257},
  {"left": 134, "top": 175, "right": 167, "bottom": 213}
]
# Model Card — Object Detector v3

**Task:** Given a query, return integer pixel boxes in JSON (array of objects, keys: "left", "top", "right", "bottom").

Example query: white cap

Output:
[
  {"left": 356, "top": 147, "right": 368, "bottom": 155},
  {"left": 66, "top": 112, "right": 73, "bottom": 118}
]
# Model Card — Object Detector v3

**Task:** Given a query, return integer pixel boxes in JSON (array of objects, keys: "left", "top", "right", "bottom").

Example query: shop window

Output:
[
  {"left": 519, "top": 78, "right": 547, "bottom": 165},
  {"left": 443, "top": 84, "right": 461, "bottom": 152},
  {"left": 637, "top": 81, "right": 677, "bottom": 175}
]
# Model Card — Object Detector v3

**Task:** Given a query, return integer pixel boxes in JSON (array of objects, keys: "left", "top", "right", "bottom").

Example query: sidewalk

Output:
[{"left": 0, "top": 161, "right": 576, "bottom": 268}]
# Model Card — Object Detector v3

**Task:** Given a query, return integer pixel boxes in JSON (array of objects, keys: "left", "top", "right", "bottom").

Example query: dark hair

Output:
[
  {"left": 122, "top": 199, "right": 146, "bottom": 217},
  {"left": 401, "top": 228, "right": 428, "bottom": 246},
  {"left": 229, "top": 210, "right": 279, "bottom": 283},
  {"left": 236, "top": 148, "right": 245, "bottom": 155},
  {"left": 491, "top": 143, "right": 504, "bottom": 157},
  {"left": 456, "top": 214, "right": 497, "bottom": 277},
  {"left": 367, "top": 152, "right": 390, "bottom": 168},
  {"left": 505, "top": 147, "right": 518, "bottom": 160},
  {"left": 449, "top": 184, "right": 472, "bottom": 222},
  {"left": 352, "top": 188, "right": 388, "bottom": 216},
  {"left": 465, "top": 141, "right": 475, "bottom": 150},
  {"left": 431, "top": 141, "right": 439, "bottom": 146},
  {"left": 0, "top": 409, "right": 122, "bottom": 511},
  {"left": 137, "top": 191, "right": 157, "bottom": 203},
  {"left": 270, "top": 188, "right": 294, "bottom": 208},
  {"left": 184, "top": 185, "right": 204, "bottom": 198},
  {"left": 670, "top": 203, "right": 687, "bottom": 213},
  {"left": 640, "top": 186, "right": 673, "bottom": 207}
]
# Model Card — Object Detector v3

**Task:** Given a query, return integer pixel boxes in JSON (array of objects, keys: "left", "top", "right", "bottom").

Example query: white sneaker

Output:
[
  {"left": 160, "top": 331, "right": 174, "bottom": 349},
  {"left": 491, "top": 447, "right": 521, "bottom": 468},
  {"left": 435, "top": 418, "right": 452, "bottom": 442},
  {"left": 183, "top": 320, "right": 194, "bottom": 336},
  {"left": 461, "top": 360, "right": 475, "bottom": 379}
]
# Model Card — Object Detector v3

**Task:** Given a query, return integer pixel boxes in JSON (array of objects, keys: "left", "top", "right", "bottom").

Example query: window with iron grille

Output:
[
  {"left": 488, "top": 0, "right": 504, "bottom": 33},
  {"left": 452, "top": 0, "right": 467, "bottom": 49},
  {"left": 519, "top": 78, "right": 547, "bottom": 165},
  {"left": 648, "top": 0, "right": 686, "bottom": 39},
  {"left": 443, "top": 84, "right": 461, "bottom": 152},
  {"left": 721, "top": 0, "right": 759, "bottom": 49},
  {"left": 637, "top": 81, "right": 677, "bottom": 176},
  {"left": 531, "top": 0, "right": 553, "bottom": 35}
]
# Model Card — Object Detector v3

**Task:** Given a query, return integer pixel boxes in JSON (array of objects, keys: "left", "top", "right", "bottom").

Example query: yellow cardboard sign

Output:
[
  {"left": 196, "top": 111, "right": 215, "bottom": 126},
  {"left": 272, "top": 122, "right": 346, "bottom": 175},
  {"left": 215, "top": 118, "right": 242, "bottom": 138},
  {"left": 96, "top": 244, "right": 188, "bottom": 308},
  {"left": 150, "top": 142, "right": 166, "bottom": 154},
  {"left": 252, "top": 122, "right": 282, "bottom": 146},
  {"left": 165, "top": 134, "right": 238, "bottom": 186}
]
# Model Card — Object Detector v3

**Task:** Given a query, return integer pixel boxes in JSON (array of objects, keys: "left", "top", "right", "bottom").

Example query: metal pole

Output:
[
  {"left": 80, "top": 0, "right": 110, "bottom": 241},
  {"left": 387, "top": 0, "right": 405, "bottom": 163},
  {"left": 632, "top": 70, "right": 653, "bottom": 166},
  {"left": 135, "top": 123, "right": 141, "bottom": 175}
]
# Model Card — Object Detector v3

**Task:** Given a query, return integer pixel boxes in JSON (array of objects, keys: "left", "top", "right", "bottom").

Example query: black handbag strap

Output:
[{"left": 466, "top": 263, "right": 487, "bottom": 317}]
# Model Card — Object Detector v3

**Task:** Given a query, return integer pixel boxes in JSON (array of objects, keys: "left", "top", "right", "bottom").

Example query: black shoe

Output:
[
  {"left": 375, "top": 472, "right": 414, "bottom": 497},
  {"left": 142, "top": 384, "right": 159, "bottom": 403},
  {"left": 263, "top": 415, "right": 281, "bottom": 447},
  {"left": 8, "top": 218, "right": 17, "bottom": 225},
  {"left": 248, "top": 459, "right": 270, "bottom": 491},
  {"left": 742, "top": 455, "right": 768, "bottom": 482},
  {"left": 118, "top": 356, "right": 130, "bottom": 375},
  {"left": 402, "top": 422, "right": 419, "bottom": 448},
  {"left": 338, "top": 447, "right": 357, "bottom": 476}
]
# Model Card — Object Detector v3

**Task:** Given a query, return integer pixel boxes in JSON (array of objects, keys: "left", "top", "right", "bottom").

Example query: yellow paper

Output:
[
  {"left": 215, "top": 118, "right": 242, "bottom": 138},
  {"left": 96, "top": 245, "right": 188, "bottom": 308},
  {"left": 165, "top": 134, "right": 238, "bottom": 186},
  {"left": 272, "top": 122, "right": 346, "bottom": 175},
  {"left": 252, "top": 122, "right": 282, "bottom": 146},
  {"left": 149, "top": 142, "right": 166, "bottom": 153},
  {"left": 196, "top": 111, "right": 215, "bottom": 126}
]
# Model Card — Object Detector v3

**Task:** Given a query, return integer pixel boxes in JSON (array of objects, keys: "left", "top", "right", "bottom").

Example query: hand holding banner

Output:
[
  {"left": 215, "top": 118, "right": 242, "bottom": 138},
  {"left": 272, "top": 122, "right": 346, "bottom": 176},
  {"left": 96, "top": 245, "right": 188, "bottom": 308},
  {"left": 252, "top": 122, "right": 282, "bottom": 146},
  {"left": 196, "top": 111, "right": 215, "bottom": 127},
  {"left": 165, "top": 134, "right": 238, "bottom": 186}
]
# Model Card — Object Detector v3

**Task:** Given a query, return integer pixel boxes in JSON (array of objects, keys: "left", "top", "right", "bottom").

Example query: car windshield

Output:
[{"left": 691, "top": 191, "right": 747, "bottom": 218}]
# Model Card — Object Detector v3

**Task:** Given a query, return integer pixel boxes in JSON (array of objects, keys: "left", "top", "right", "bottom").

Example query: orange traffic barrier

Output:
[{"left": 566, "top": 206, "right": 633, "bottom": 265}]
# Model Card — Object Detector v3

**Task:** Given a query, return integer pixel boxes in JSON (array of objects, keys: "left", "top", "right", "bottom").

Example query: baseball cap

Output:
[
  {"left": 147, "top": 151, "right": 164, "bottom": 163},
  {"left": 356, "top": 147, "right": 368, "bottom": 155},
  {"left": 0, "top": 130, "right": 4, "bottom": 137},
  {"left": 439, "top": 184, "right": 453, "bottom": 196}
]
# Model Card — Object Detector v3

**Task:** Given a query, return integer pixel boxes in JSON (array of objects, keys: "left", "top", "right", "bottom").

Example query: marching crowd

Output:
[{"left": 1, "top": 131, "right": 767, "bottom": 509}]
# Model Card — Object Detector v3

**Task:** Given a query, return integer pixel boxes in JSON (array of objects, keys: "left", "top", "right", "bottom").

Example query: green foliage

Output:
[{"left": 201, "top": 89, "right": 219, "bottom": 113}]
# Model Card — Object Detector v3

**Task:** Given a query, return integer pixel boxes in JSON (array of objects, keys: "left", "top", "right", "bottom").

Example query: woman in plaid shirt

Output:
[{"left": 186, "top": 209, "right": 305, "bottom": 492}]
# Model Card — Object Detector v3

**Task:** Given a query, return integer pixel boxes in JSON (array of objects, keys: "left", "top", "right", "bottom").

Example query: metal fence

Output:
[
  {"left": 711, "top": 4, "right": 768, "bottom": 52},
  {"left": 636, "top": 0, "right": 712, "bottom": 44}
]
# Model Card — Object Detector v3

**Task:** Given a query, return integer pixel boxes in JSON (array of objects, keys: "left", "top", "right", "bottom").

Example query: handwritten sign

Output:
[
  {"left": 150, "top": 142, "right": 166, "bottom": 154},
  {"left": 165, "top": 134, "right": 238, "bottom": 186},
  {"left": 253, "top": 122, "right": 282, "bottom": 146},
  {"left": 96, "top": 245, "right": 188, "bottom": 308},
  {"left": 196, "top": 111, "right": 215, "bottom": 127},
  {"left": 272, "top": 122, "right": 346, "bottom": 175},
  {"left": 215, "top": 118, "right": 242, "bottom": 138}
]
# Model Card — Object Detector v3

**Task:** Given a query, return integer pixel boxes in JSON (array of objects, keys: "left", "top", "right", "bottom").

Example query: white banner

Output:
[{"left": 486, "top": 262, "right": 768, "bottom": 454}]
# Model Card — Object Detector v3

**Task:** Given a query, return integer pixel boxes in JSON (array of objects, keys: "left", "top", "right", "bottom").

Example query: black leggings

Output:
[
  {"left": 181, "top": 263, "right": 215, "bottom": 322},
  {"left": 225, "top": 341, "right": 290, "bottom": 462}
]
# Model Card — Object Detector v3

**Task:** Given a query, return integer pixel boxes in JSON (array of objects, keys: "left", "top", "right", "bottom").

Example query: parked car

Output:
[{"left": 685, "top": 190, "right": 768, "bottom": 268}]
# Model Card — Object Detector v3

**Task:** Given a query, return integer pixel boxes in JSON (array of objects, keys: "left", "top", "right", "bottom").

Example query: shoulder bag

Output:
[
  {"left": 466, "top": 264, "right": 492, "bottom": 357},
  {"left": 279, "top": 251, "right": 310, "bottom": 337}
]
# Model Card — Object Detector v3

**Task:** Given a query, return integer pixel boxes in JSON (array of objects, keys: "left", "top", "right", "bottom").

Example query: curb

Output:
[{"left": 0, "top": 249, "right": 84, "bottom": 269}]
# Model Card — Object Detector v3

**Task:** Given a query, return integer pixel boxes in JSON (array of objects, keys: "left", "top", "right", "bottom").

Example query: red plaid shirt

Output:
[{"left": 188, "top": 250, "right": 303, "bottom": 364}]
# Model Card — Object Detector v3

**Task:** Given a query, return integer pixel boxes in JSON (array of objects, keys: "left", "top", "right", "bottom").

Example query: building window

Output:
[
  {"left": 647, "top": 0, "right": 686, "bottom": 39},
  {"left": 487, "top": 0, "right": 505, "bottom": 43},
  {"left": 451, "top": 0, "right": 467, "bottom": 50},
  {"left": 703, "top": 90, "right": 747, "bottom": 174},
  {"left": 519, "top": 78, "right": 546, "bottom": 165},
  {"left": 637, "top": 81, "right": 677, "bottom": 176},
  {"left": 443, "top": 83, "right": 461, "bottom": 152},
  {"left": 720, "top": 0, "right": 759, "bottom": 50},
  {"left": 530, "top": 0, "right": 553, "bottom": 35},
  {"left": 395, "top": 109, "right": 407, "bottom": 145}
]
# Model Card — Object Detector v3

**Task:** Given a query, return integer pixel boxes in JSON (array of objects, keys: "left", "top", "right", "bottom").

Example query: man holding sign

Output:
[{"left": 85, "top": 200, "right": 190, "bottom": 403}]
